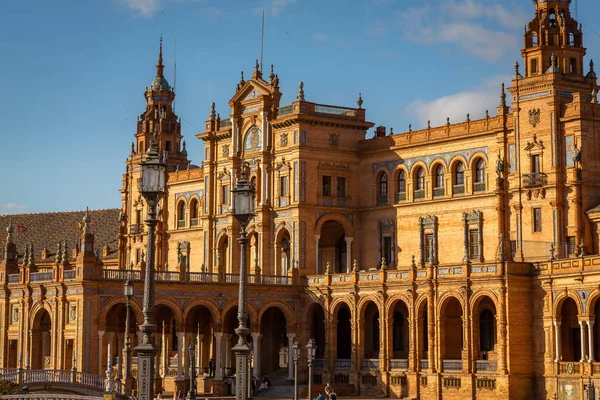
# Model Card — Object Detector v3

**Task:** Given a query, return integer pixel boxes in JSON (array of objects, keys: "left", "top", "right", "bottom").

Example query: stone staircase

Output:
[{"left": 255, "top": 367, "right": 304, "bottom": 398}]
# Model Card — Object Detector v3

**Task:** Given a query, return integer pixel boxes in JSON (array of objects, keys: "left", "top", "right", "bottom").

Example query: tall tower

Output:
[
  {"left": 522, "top": 0, "right": 586, "bottom": 78},
  {"left": 119, "top": 38, "right": 189, "bottom": 270}
]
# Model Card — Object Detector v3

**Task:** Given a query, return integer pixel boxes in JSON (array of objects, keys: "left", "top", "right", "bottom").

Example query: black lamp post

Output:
[
  {"left": 292, "top": 342, "right": 300, "bottom": 400},
  {"left": 306, "top": 339, "right": 316, "bottom": 400},
  {"left": 124, "top": 278, "right": 134, "bottom": 396},
  {"left": 188, "top": 343, "right": 196, "bottom": 400},
  {"left": 231, "top": 169, "right": 255, "bottom": 400},
  {"left": 135, "top": 135, "right": 166, "bottom": 400}
]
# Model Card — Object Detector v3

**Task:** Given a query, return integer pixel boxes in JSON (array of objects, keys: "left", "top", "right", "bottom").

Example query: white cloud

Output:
[
  {"left": 0, "top": 204, "right": 29, "bottom": 216},
  {"left": 405, "top": 75, "right": 513, "bottom": 128},
  {"left": 399, "top": 1, "right": 524, "bottom": 62},
  {"left": 121, "top": 0, "right": 159, "bottom": 17},
  {"left": 256, "top": 0, "right": 298, "bottom": 16},
  {"left": 311, "top": 33, "right": 328, "bottom": 42}
]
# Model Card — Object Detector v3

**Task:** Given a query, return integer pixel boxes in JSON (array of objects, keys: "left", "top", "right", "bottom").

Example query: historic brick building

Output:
[{"left": 2, "top": 0, "right": 600, "bottom": 398}]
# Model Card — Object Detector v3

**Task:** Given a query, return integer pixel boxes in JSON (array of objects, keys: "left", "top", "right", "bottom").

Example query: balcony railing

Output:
[
  {"left": 277, "top": 105, "right": 293, "bottom": 116},
  {"left": 334, "top": 359, "right": 351, "bottom": 369},
  {"left": 225, "top": 274, "right": 240, "bottom": 284},
  {"left": 190, "top": 218, "right": 199, "bottom": 227},
  {"left": 130, "top": 224, "right": 141, "bottom": 234},
  {"left": 433, "top": 187, "right": 445, "bottom": 197},
  {"left": 260, "top": 275, "right": 291, "bottom": 285},
  {"left": 314, "top": 359, "right": 325, "bottom": 370},
  {"left": 189, "top": 272, "right": 219, "bottom": 283},
  {"left": 63, "top": 270, "right": 76, "bottom": 280},
  {"left": 395, "top": 192, "right": 406, "bottom": 203},
  {"left": 360, "top": 359, "right": 380, "bottom": 371},
  {"left": 102, "top": 269, "right": 141, "bottom": 281},
  {"left": 377, "top": 195, "right": 388, "bottom": 206},
  {"left": 558, "top": 361, "right": 580, "bottom": 375},
  {"left": 452, "top": 185, "right": 465, "bottom": 195},
  {"left": 389, "top": 359, "right": 408, "bottom": 371},
  {"left": 414, "top": 190, "right": 425, "bottom": 200},
  {"left": 30, "top": 272, "right": 53, "bottom": 283},
  {"left": 523, "top": 172, "right": 548, "bottom": 187},
  {"left": 8, "top": 274, "right": 19, "bottom": 283},
  {"left": 155, "top": 271, "right": 180, "bottom": 282},
  {"left": 219, "top": 119, "right": 232, "bottom": 128},
  {"left": 473, "top": 181, "right": 486, "bottom": 192},
  {"left": 420, "top": 359, "right": 429, "bottom": 370},
  {"left": 442, "top": 359, "right": 463, "bottom": 372},
  {"left": 475, "top": 360, "right": 498, "bottom": 373},
  {"left": 315, "top": 105, "right": 357, "bottom": 117},
  {"left": 177, "top": 220, "right": 185, "bottom": 228}
]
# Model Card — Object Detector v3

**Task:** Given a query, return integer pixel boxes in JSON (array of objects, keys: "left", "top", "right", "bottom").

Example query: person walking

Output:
[{"left": 208, "top": 357, "right": 215, "bottom": 377}]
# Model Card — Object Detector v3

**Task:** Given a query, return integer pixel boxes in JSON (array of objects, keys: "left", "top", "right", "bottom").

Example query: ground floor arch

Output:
[{"left": 31, "top": 308, "right": 52, "bottom": 370}]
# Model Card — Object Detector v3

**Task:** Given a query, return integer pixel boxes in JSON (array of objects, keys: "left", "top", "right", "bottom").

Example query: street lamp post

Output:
[
  {"left": 124, "top": 278, "right": 134, "bottom": 396},
  {"left": 188, "top": 343, "right": 196, "bottom": 400},
  {"left": 306, "top": 339, "right": 316, "bottom": 400},
  {"left": 135, "top": 135, "right": 166, "bottom": 400},
  {"left": 292, "top": 342, "right": 299, "bottom": 400},
  {"left": 231, "top": 169, "right": 255, "bottom": 400}
]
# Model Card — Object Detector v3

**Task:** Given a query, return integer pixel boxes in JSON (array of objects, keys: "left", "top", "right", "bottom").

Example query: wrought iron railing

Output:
[
  {"left": 190, "top": 218, "right": 199, "bottom": 227},
  {"left": 473, "top": 181, "right": 486, "bottom": 192},
  {"left": 452, "top": 185, "right": 465, "bottom": 195},
  {"left": 523, "top": 172, "right": 548, "bottom": 187},
  {"left": 414, "top": 190, "right": 425, "bottom": 200},
  {"left": 395, "top": 192, "right": 406, "bottom": 203},
  {"left": 433, "top": 187, "right": 445, "bottom": 197}
]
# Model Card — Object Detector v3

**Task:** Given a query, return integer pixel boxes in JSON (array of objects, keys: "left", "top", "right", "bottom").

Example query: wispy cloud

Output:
[
  {"left": 311, "top": 33, "right": 329, "bottom": 42},
  {"left": 0, "top": 203, "right": 29, "bottom": 216},
  {"left": 406, "top": 75, "right": 512, "bottom": 128},
  {"left": 121, "top": 0, "right": 160, "bottom": 17},
  {"left": 365, "top": 19, "right": 388, "bottom": 37},
  {"left": 256, "top": 0, "right": 298, "bottom": 16},
  {"left": 399, "top": 0, "right": 525, "bottom": 62}
]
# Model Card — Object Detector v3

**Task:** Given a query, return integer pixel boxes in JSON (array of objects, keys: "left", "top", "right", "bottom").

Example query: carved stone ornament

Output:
[
  {"left": 222, "top": 144, "right": 230, "bottom": 158},
  {"left": 528, "top": 108, "right": 541, "bottom": 127},
  {"left": 280, "top": 133, "right": 288, "bottom": 147},
  {"left": 329, "top": 133, "right": 340, "bottom": 147}
]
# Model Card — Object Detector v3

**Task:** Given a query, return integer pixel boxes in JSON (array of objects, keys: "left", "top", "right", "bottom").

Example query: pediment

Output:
[
  {"left": 229, "top": 80, "right": 271, "bottom": 105},
  {"left": 524, "top": 138, "right": 544, "bottom": 152}
]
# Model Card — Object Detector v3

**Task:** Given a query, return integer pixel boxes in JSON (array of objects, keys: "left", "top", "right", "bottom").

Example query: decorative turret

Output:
[
  {"left": 522, "top": 0, "right": 585, "bottom": 78},
  {"left": 1, "top": 222, "right": 18, "bottom": 272}
]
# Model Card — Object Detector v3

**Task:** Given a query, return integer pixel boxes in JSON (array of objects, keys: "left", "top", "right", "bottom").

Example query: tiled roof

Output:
[{"left": 0, "top": 209, "right": 121, "bottom": 262}]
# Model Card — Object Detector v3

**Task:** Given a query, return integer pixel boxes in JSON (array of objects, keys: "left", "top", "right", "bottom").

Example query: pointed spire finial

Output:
[
  {"left": 6, "top": 221, "right": 14, "bottom": 244},
  {"left": 500, "top": 83, "right": 507, "bottom": 107},
  {"left": 514, "top": 61, "right": 522, "bottom": 78},
  {"left": 357, "top": 93, "right": 363, "bottom": 109},
  {"left": 156, "top": 35, "right": 165, "bottom": 77},
  {"left": 55, "top": 242, "right": 62, "bottom": 264},
  {"left": 587, "top": 59, "right": 597, "bottom": 78},
  {"left": 28, "top": 243, "right": 35, "bottom": 267},
  {"left": 239, "top": 71, "right": 245, "bottom": 87},
  {"left": 297, "top": 81, "right": 305, "bottom": 101},
  {"left": 254, "top": 59, "right": 261, "bottom": 78},
  {"left": 210, "top": 102, "right": 216, "bottom": 119},
  {"left": 269, "top": 64, "right": 275, "bottom": 83},
  {"left": 83, "top": 207, "right": 92, "bottom": 234}
]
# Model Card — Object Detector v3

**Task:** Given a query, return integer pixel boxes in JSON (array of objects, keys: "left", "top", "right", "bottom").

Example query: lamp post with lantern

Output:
[
  {"left": 135, "top": 134, "right": 166, "bottom": 400},
  {"left": 123, "top": 278, "right": 134, "bottom": 396},
  {"left": 306, "top": 339, "right": 316, "bottom": 400},
  {"left": 292, "top": 341, "right": 300, "bottom": 400},
  {"left": 231, "top": 169, "right": 255, "bottom": 400}
]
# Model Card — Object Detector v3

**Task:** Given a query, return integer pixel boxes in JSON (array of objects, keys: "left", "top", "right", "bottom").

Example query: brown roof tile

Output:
[{"left": 0, "top": 209, "right": 121, "bottom": 262}]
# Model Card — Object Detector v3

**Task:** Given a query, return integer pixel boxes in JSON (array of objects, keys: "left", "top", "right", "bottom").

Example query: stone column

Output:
[
  {"left": 497, "top": 286, "right": 508, "bottom": 374},
  {"left": 554, "top": 321, "right": 562, "bottom": 362},
  {"left": 198, "top": 334, "right": 204, "bottom": 374},
  {"left": 287, "top": 333, "right": 296, "bottom": 379},
  {"left": 183, "top": 334, "right": 190, "bottom": 378},
  {"left": 315, "top": 235, "right": 320, "bottom": 274},
  {"left": 579, "top": 320, "right": 587, "bottom": 362},
  {"left": 224, "top": 334, "right": 231, "bottom": 372},
  {"left": 589, "top": 321, "right": 595, "bottom": 362},
  {"left": 251, "top": 333, "right": 262, "bottom": 378},
  {"left": 214, "top": 332, "right": 223, "bottom": 380},
  {"left": 117, "top": 333, "right": 124, "bottom": 380},
  {"left": 345, "top": 237, "right": 353, "bottom": 273},
  {"left": 98, "top": 331, "right": 105, "bottom": 374},
  {"left": 176, "top": 332, "right": 184, "bottom": 379}
]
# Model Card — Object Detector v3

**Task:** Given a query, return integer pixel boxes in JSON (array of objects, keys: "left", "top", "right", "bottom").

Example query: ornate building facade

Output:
[{"left": 2, "top": 1, "right": 600, "bottom": 398}]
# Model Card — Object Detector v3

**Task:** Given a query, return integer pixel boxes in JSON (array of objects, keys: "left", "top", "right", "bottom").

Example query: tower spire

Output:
[{"left": 156, "top": 35, "right": 164, "bottom": 78}]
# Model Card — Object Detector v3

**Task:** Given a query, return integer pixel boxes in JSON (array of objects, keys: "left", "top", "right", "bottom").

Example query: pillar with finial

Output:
[
  {"left": 514, "top": 61, "right": 522, "bottom": 78},
  {"left": 297, "top": 81, "right": 305, "bottom": 101},
  {"left": 357, "top": 93, "right": 363, "bottom": 109},
  {"left": 587, "top": 59, "right": 597, "bottom": 79},
  {"left": 253, "top": 59, "right": 261, "bottom": 79},
  {"left": 269, "top": 64, "right": 275, "bottom": 84},
  {"left": 0, "top": 222, "right": 19, "bottom": 284},
  {"left": 239, "top": 71, "right": 245, "bottom": 87},
  {"left": 500, "top": 83, "right": 507, "bottom": 107}
]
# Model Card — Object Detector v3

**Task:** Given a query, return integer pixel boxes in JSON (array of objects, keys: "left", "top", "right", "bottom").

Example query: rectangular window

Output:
[
  {"left": 204, "top": 147, "right": 209, "bottom": 161},
  {"left": 532, "top": 155, "right": 540, "bottom": 174},
  {"left": 136, "top": 248, "right": 141, "bottom": 264},
  {"left": 469, "top": 229, "right": 479, "bottom": 260},
  {"left": 531, "top": 58, "right": 538, "bottom": 74},
  {"left": 570, "top": 58, "right": 577, "bottom": 74},
  {"left": 383, "top": 237, "right": 392, "bottom": 267},
  {"left": 337, "top": 177, "right": 346, "bottom": 198},
  {"left": 280, "top": 176, "right": 288, "bottom": 196},
  {"left": 139, "top": 141, "right": 145, "bottom": 153},
  {"left": 567, "top": 236, "right": 576, "bottom": 255},
  {"left": 322, "top": 175, "right": 331, "bottom": 196},
  {"left": 166, "top": 141, "right": 171, "bottom": 152},
  {"left": 222, "top": 185, "right": 229, "bottom": 205},
  {"left": 533, "top": 208, "right": 542, "bottom": 232},
  {"left": 424, "top": 233, "right": 434, "bottom": 263},
  {"left": 511, "top": 240, "right": 517, "bottom": 258}
]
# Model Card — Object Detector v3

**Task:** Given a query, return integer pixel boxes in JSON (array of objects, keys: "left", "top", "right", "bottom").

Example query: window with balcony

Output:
[
  {"left": 453, "top": 162, "right": 465, "bottom": 195},
  {"left": 396, "top": 170, "right": 406, "bottom": 202},
  {"left": 177, "top": 200, "right": 186, "bottom": 228},
  {"left": 190, "top": 199, "right": 199, "bottom": 226},
  {"left": 280, "top": 176, "right": 288, "bottom": 197},
  {"left": 474, "top": 158, "right": 486, "bottom": 192},
  {"left": 434, "top": 165, "right": 445, "bottom": 197},
  {"left": 414, "top": 167, "right": 425, "bottom": 200},
  {"left": 377, "top": 172, "right": 388, "bottom": 205}
]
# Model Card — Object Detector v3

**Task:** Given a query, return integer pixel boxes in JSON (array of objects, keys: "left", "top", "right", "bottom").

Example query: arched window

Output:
[
  {"left": 379, "top": 172, "right": 388, "bottom": 196},
  {"left": 549, "top": 9, "right": 557, "bottom": 28},
  {"left": 532, "top": 32, "right": 538, "bottom": 47},
  {"left": 434, "top": 165, "right": 444, "bottom": 188},
  {"left": 190, "top": 199, "right": 199, "bottom": 226},
  {"left": 177, "top": 200, "right": 185, "bottom": 222},
  {"left": 397, "top": 170, "right": 406, "bottom": 193},
  {"left": 454, "top": 162, "right": 465, "bottom": 186},
  {"left": 479, "top": 309, "right": 496, "bottom": 352},
  {"left": 416, "top": 168, "right": 425, "bottom": 191},
  {"left": 475, "top": 159, "right": 485, "bottom": 183}
]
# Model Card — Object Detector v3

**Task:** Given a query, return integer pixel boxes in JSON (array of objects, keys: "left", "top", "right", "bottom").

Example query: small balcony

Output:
[
  {"left": 360, "top": 359, "right": 380, "bottom": 371},
  {"left": 452, "top": 185, "right": 465, "bottom": 195},
  {"left": 433, "top": 187, "right": 445, "bottom": 197},
  {"left": 334, "top": 359, "right": 351, "bottom": 369},
  {"left": 190, "top": 218, "right": 199, "bottom": 227},
  {"left": 442, "top": 359, "right": 463, "bottom": 372},
  {"left": 475, "top": 359, "right": 497, "bottom": 373},
  {"left": 389, "top": 359, "right": 408, "bottom": 371},
  {"left": 377, "top": 194, "right": 388, "bottom": 206},
  {"left": 473, "top": 181, "right": 486, "bottom": 192},
  {"left": 414, "top": 190, "right": 425, "bottom": 200},
  {"left": 523, "top": 172, "right": 548, "bottom": 187},
  {"left": 177, "top": 219, "right": 185, "bottom": 228},
  {"left": 395, "top": 192, "right": 406, "bottom": 203}
]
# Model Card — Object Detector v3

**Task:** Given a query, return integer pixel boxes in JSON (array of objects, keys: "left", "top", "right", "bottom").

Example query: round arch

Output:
[
  {"left": 29, "top": 301, "right": 53, "bottom": 327},
  {"left": 99, "top": 296, "right": 144, "bottom": 326},
  {"left": 428, "top": 158, "right": 448, "bottom": 175},
  {"left": 409, "top": 161, "right": 428, "bottom": 180},
  {"left": 554, "top": 292, "right": 583, "bottom": 316},
  {"left": 154, "top": 298, "right": 184, "bottom": 326},
  {"left": 221, "top": 299, "right": 258, "bottom": 326},
  {"left": 468, "top": 152, "right": 489, "bottom": 170},
  {"left": 257, "top": 301, "right": 296, "bottom": 330},
  {"left": 182, "top": 298, "right": 220, "bottom": 324},
  {"left": 358, "top": 296, "right": 382, "bottom": 319},
  {"left": 315, "top": 213, "right": 354, "bottom": 237}
]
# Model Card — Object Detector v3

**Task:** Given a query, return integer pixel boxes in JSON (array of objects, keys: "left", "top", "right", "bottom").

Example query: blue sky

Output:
[{"left": 1, "top": 0, "right": 599, "bottom": 215}]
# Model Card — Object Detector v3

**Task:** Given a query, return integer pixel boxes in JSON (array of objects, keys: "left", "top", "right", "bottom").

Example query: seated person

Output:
[{"left": 316, "top": 393, "right": 325, "bottom": 400}]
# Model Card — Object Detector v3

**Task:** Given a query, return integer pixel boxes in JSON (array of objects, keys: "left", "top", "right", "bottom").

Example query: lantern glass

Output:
[
  {"left": 124, "top": 280, "right": 134, "bottom": 297},
  {"left": 141, "top": 162, "right": 166, "bottom": 194}
]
